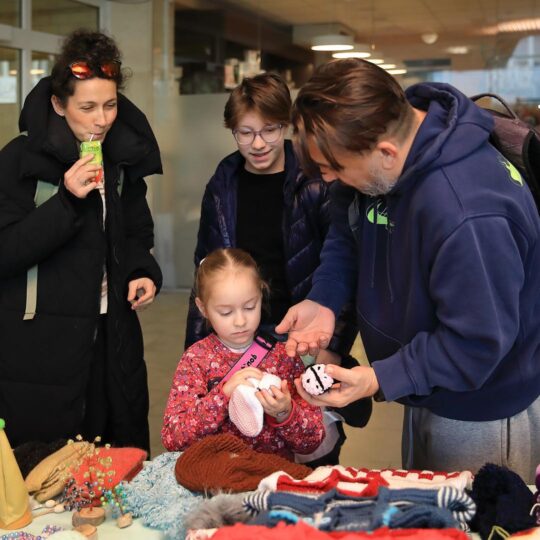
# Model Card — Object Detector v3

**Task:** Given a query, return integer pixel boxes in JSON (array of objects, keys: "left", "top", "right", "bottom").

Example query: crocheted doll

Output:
[{"left": 301, "top": 364, "right": 334, "bottom": 396}]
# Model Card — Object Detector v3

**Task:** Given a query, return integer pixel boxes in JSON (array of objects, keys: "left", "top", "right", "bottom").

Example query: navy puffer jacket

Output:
[{"left": 185, "top": 140, "right": 357, "bottom": 356}]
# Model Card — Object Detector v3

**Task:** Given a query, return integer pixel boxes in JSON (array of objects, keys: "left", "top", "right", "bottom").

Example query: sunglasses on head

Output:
[{"left": 69, "top": 60, "right": 121, "bottom": 80}]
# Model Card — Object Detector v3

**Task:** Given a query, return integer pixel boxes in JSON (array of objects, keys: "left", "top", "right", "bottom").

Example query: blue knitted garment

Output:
[
  {"left": 244, "top": 486, "right": 476, "bottom": 532},
  {"left": 122, "top": 452, "right": 205, "bottom": 540}
]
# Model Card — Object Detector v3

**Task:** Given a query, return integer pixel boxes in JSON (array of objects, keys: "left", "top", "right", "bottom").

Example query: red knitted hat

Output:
[{"left": 175, "top": 434, "right": 312, "bottom": 493}]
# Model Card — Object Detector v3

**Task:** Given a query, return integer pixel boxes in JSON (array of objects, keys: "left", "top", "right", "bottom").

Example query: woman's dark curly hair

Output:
[{"left": 51, "top": 29, "right": 126, "bottom": 104}]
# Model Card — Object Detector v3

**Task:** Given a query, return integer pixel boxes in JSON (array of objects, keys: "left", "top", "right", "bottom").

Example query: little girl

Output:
[{"left": 161, "top": 248, "right": 325, "bottom": 459}]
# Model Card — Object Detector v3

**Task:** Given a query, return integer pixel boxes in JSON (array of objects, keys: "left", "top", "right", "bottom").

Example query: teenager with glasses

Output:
[
  {"left": 185, "top": 72, "right": 371, "bottom": 466},
  {"left": 0, "top": 29, "right": 162, "bottom": 452}
]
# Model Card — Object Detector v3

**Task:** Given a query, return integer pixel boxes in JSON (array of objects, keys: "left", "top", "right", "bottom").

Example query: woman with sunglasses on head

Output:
[
  {"left": 0, "top": 29, "right": 162, "bottom": 452},
  {"left": 185, "top": 72, "right": 372, "bottom": 466}
]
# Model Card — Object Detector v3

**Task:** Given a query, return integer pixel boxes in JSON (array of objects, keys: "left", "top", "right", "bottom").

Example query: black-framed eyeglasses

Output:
[
  {"left": 233, "top": 124, "right": 283, "bottom": 145},
  {"left": 69, "top": 60, "right": 121, "bottom": 80}
]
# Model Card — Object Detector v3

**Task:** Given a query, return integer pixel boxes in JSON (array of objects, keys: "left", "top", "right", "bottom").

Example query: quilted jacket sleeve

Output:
[{"left": 184, "top": 182, "right": 221, "bottom": 348}]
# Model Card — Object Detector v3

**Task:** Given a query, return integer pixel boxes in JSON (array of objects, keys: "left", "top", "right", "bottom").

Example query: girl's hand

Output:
[
  {"left": 128, "top": 277, "right": 156, "bottom": 310},
  {"left": 257, "top": 379, "right": 292, "bottom": 421},
  {"left": 64, "top": 154, "right": 101, "bottom": 199},
  {"left": 222, "top": 367, "right": 263, "bottom": 397}
]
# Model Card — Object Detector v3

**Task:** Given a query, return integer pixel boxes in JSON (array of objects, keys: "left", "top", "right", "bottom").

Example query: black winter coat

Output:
[
  {"left": 0, "top": 77, "right": 162, "bottom": 450},
  {"left": 185, "top": 141, "right": 357, "bottom": 356}
]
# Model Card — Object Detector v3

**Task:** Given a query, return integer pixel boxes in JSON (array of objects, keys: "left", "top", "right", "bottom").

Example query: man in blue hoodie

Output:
[{"left": 276, "top": 58, "right": 540, "bottom": 483}]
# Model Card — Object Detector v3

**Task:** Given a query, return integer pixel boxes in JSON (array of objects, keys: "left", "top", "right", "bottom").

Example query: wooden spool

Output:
[
  {"left": 72, "top": 507, "right": 105, "bottom": 527},
  {"left": 116, "top": 512, "right": 133, "bottom": 529},
  {"left": 73, "top": 523, "right": 98, "bottom": 539}
]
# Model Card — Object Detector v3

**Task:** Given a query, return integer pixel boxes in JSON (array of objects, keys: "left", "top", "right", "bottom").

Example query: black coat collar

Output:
[{"left": 18, "top": 77, "right": 162, "bottom": 183}]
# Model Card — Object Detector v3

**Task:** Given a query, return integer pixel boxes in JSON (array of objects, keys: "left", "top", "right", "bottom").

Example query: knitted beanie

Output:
[
  {"left": 468, "top": 463, "right": 536, "bottom": 540},
  {"left": 175, "top": 434, "right": 312, "bottom": 493}
]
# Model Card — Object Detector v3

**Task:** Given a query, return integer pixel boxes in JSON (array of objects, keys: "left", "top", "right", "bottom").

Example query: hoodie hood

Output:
[
  {"left": 18, "top": 76, "right": 162, "bottom": 182},
  {"left": 394, "top": 82, "right": 494, "bottom": 194}
]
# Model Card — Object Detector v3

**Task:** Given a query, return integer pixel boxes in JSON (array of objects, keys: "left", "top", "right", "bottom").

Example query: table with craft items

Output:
[
  {"left": 2, "top": 493, "right": 536, "bottom": 540},
  {"left": 1, "top": 512, "right": 164, "bottom": 539}
]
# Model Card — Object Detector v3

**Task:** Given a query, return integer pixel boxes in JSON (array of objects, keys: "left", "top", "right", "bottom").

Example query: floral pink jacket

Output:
[{"left": 161, "top": 333, "right": 325, "bottom": 459}]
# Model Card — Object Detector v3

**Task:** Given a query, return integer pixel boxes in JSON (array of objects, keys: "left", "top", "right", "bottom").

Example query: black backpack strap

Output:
[
  {"left": 471, "top": 93, "right": 519, "bottom": 120},
  {"left": 472, "top": 93, "right": 540, "bottom": 212}
]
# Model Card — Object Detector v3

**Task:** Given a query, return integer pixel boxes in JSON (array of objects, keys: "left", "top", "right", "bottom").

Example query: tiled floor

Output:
[{"left": 139, "top": 291, "right": 404, "bottom": 468}]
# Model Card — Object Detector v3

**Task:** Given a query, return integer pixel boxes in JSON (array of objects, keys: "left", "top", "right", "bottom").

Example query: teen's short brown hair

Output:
[
  {"left": 224, "top": 72, "right": 291, "bottom": 130},
  {"left": 292, "top": 59, "right": 414, "bottom": 176}
]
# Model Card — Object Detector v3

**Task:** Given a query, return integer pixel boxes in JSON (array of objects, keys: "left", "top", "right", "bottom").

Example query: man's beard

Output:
[{"left": 359, "top": 164, "right": 398, "bottom": 197}]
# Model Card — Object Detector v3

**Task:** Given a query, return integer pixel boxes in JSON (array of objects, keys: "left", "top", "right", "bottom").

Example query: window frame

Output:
[{"left": 0, "top": 0, "right": 107, "bottom": 102}]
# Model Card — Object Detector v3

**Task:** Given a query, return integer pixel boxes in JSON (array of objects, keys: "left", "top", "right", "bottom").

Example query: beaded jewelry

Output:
[
  {"left": 45, "top": 434, "right": 122, "bottom": 512},
  {"left": 100, "top": 483, "right": 133, "bottom": 528},
  {"left": 100, "top": 483, "right": 129, "bottom": 519},
  {"left": 0, "top": 525, "right": 63, "bottom": 540},
  {"left": 58, "top": 435, "right": 118, "bottom": 510}
]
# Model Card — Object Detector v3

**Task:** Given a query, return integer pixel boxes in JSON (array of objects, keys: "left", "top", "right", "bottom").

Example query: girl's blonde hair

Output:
[{"left": 195, "top": 248, "right": 268, "bottom": 304}]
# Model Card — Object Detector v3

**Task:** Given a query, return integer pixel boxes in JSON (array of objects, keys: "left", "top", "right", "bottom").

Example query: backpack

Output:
[{"left": 471, "top": 93, "right": 540, "bottom": 212}]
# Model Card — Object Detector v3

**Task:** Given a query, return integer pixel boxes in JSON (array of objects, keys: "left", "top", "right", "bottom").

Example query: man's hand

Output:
[
  {"left": 275, "top": 300, "right": 335, "bottom": 357},
  {"left": 127, "top": 278, "right": 156, "bottom": 310},
  {"left": 295, "top": 365, "right": 379, "bottom": 408}
]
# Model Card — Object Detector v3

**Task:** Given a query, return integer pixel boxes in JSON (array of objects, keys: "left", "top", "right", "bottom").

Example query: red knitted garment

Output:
[
  {"left": 209, "top": 521, "right": 469, "bottom": 539},
  {"left": 175, "top": 433, "right": 312, "bottom": 493}
]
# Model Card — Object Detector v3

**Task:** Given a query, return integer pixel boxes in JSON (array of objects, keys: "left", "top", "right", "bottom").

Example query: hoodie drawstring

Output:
[
  {"left": 386, "top": 206, "right": 395, "bottom": 304},
  {"left": 371, "top": 197, "right": 378, "bottom": 289}
]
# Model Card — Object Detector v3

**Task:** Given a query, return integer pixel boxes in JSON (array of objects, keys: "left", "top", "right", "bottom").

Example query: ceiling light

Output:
[
  {"left": 421, "top": 33, "right": 439, "bottom": 45},
  {"left": 482, "top": 17, "right": 540, "bottom": 34},
  {"left": 333, "top": 51, "right": 371, "bottom": 58},
  {"left": 380, "top": 63, "right": 396, "bottom": 69},
  {"left": 311, "top": 34, "right": 354, "bottom": 52},
  {"left": 387, "top": 68, "right": 407, "bottom": 75},
  {"left": 446, "top": 46, "right": 469, "bottom": 55},
  {"left": 365, "top": 52, "right": 384, "bottom": 64},
  {"left": 497, "top": 18, "right": 540, "bottom": 32},
  {"left": 332, "top": 42, "right": 371, "bottom": 59}
]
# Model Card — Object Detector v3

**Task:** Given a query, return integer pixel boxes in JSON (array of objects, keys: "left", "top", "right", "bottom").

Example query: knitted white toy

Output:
[
  {"left": 228, "top": 373, "right": 282, "bottom": 437},
  {"left": 301, "top": 364, "right": 334, "bottom": 396}
]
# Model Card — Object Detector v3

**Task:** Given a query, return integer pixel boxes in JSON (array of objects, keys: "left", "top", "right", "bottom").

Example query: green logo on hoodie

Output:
[
  {"left": 366, "top": 200, "right": 393, "bottom": 227},
  {"left": 500, "top": 156, "right": 523, "bottom": 187}
]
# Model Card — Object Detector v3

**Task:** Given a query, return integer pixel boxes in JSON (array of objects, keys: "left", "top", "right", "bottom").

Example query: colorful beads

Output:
[{"left": 0, "top": 525, "right": 63, "bottom": 540}]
